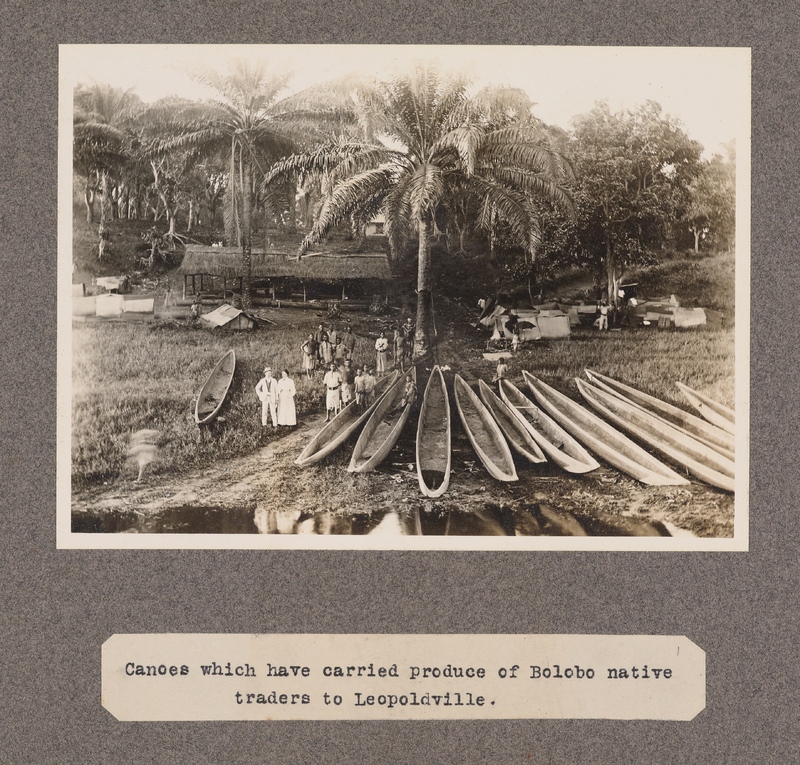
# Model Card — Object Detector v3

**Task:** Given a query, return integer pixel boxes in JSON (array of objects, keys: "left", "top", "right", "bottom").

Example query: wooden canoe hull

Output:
[
  {"left": 676, "top": 381, "right": 735, "bottom": 434},
  {"left": 577, "top": 379, "right": 735, "bottom": 492},
  {"left": 477, "top": 379, "right": 546, "bottom": 465},
  {"left": 294, "top": 372, "right": 397, "bottom": 467},
  {"left": 454, "top": 375, "right": 518, "bottom": 482},
  {"left": 502, "top": 377, "right": 599, "bottom": 474},
  {"left": 194, "top": 350, "right": 236, "bottom": 425},
  {"left": 416, "top": 366, "right": 452, "bottom": 497},
  {"left": 348, "top": 368, "right": 417, "bottom": 473},
  {"left": 585, "top": 369, "right": 734, "bottom": 457},
  {"left": 525, "top": 374, "right": 690, "bottom": 486}
]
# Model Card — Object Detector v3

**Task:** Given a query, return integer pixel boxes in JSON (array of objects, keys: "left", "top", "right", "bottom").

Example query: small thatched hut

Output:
[{"left": 178, "top": 245, "right": 391, "bottom": 301}]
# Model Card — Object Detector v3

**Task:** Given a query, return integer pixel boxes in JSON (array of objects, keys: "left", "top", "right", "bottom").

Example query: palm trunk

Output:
[
  {"left": 98, "top": 170, "right": 112, "bottom": 260},
  {"left": 84, "top": 185, "right": 95, "bottom": 223},
  {"left": 413, "top": 218, "right": 434, "bottom": 360},
  {"left": 241, "top": 158, "right": 253, "bottom": 309}
]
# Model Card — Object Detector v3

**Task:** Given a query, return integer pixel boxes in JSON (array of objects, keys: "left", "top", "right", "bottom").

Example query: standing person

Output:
[
  {"left": 492, "top": 357, "right": 509, "bottom": 387},
  {"left": 318, "top": 335, "right": 333, "bottom": 366},
  {"left": 402, "top": 317, "right": 415, "bottom": 361},
  {"left": 164, "top": 284, "right": 173, "bottom": 309},
  {"left": 333, "top": 337, "right": 347, "bottom": 364},
  {"left": 598, "top": 299, "right": 609, "bottom": 331},
  {"left": 393, "top": 327, "right": 406, "bottom": 371},
  {"left": 354, "top": 366, "right": 366, "bottom": 410},
  {"left": 341, "top": 324, "right": 357, "bottom": 360},
  {"left": 255, "top": 367, "right": 278, "bottom": 428},
  {"left": 313, "top": 323, "right": 329, "bottom": 345},
  {"left": 301, "top": 334, "right": 317, "bottom": 379},
  {"left": 511, "top": 327, "right": 520, "bottom": 353},
  {"left": 375, "top": 331, "right": 389, "bottom": 376},
  {"left": 340, "top": 358, "right": 355, "bottom": 408},
  {"left": 276, "top": 369, "right": 297, "bottom": 428},
  {"left": 190, "top": 294, "right": 201, "bottom": 320},
  {"left": 328, "top": 323, "right": 338, "bottom": 347},
  {"left": 399, "top": 373, "right": 417, "bottom": 408},
  {"left": 323, "top": 362, "right": 342, "bottom": 421},
  {"left": 363, "top": 367, "right": 377, "bottom": 409}
]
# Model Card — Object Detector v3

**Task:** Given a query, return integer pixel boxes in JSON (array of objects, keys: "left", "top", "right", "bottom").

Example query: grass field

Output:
[{"left": 71, "top": 312, "right": 384, "bottom": 488}]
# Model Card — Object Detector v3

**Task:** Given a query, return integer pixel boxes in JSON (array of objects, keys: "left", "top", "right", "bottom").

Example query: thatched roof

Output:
[{"left": 178, "top": 245, "right": 392, "bottom": 281}]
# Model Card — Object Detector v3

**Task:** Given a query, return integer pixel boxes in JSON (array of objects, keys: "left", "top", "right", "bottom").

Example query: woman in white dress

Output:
[{"left": 276, "top": 369, "right": 297, "bottom": 427}]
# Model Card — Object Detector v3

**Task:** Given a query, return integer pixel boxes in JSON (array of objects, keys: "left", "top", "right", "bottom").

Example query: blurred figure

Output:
[{"left": 128, "top": 429, "right": 161, "bottom": 482}]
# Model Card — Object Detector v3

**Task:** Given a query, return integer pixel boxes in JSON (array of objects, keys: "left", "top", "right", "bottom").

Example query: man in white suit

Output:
[{"left": 255, "top": 367, "right": 278, "bottom": 427}]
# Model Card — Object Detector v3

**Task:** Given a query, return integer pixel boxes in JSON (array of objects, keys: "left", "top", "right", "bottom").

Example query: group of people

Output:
[
  {"left": 255, "top": 367, "right": 297, "bottom": 429},
  {"left": 321, "top": 360, "right": 381, "bottom": 421},
  {"left": 300, "top": 323, "right": 358, "bottom": 379}
]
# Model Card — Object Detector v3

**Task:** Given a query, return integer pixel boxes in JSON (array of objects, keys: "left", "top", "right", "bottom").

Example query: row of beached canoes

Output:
[
  {"left": 192, "top": 350, "right": 734, "bottom": 494},
  {"left": 292, "top": 362, "right": 736, "bottom": 496}
]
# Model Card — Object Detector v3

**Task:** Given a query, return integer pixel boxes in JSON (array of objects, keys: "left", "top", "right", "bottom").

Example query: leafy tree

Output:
[
  {"left": 73, "top": 85, "right": 141, "bottom": 257},
  {"left": 570, "top": 101, "right": 702, "bottom": 304},
  {"left": 683, "top": 144, "right": 736, "bottom": 253},
  {"left": 265, "top": 66, "right": 573, "bottom": 358}
]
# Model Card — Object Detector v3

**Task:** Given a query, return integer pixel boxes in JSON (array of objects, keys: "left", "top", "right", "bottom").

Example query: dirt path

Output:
[{"left": 72, "top": 413, "right": 327, "bottom": 517}]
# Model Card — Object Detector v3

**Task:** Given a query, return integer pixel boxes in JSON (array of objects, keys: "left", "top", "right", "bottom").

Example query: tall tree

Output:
[
  {"left": 153, "top": 60, "right": 317, "bottom": 306},
  {"left": 571, "top": 101, "right": 702, "bottom": 303},
  {"left": 265, "top": 66, "right": 573, "bottom": 358},
  {"left": 683, "top": 145, "right": 736, "bottom": 253},
  {"left": 73, "top": 84, "right": 141, "bottom": 257}
]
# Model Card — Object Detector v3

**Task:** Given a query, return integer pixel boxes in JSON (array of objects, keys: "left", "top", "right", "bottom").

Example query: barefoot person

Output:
[
  {"left": 354, "top": 366, "right": 366, "bottom": 410},
  {"left": 340, "top": 358, "right": 355, "bottom": 408},
  {"left": 375, "top": 331, "right": 389, "bottom": 376},
  {"left": 301, "top": 334, "right": 317, "bottom": 379},
  {"left": 492, "top": 357, "right": 509, "bottom": 388},
  {"left": 276, "top": 369, "right": 297, "bottom": 428},
  {"left": 363, "top": 366, "right": 377, "bottom": 408},
  {"left": 341, "top": 324, "right": 357, "bottom": 360},
  {"left": 323, "top": 362, "right": 342, "bottom": 421},
  {"left": 255, "top": 367, "right": 278, "bottom": 428},
  {"left": 393, "top": 327, "right": 405, "bottom": 371}
]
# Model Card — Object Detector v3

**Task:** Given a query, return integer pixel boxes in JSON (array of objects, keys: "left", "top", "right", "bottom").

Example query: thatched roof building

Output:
[{"left": 178, "top": 245, "right": 391, "bottom": 282}]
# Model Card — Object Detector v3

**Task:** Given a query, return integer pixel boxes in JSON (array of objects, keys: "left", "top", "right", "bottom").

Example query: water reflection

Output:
[{"left": 73, "top": 501, "right": 668, "bottom": 536}]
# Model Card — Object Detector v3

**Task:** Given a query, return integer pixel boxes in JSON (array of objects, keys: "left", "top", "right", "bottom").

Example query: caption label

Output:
[{"left": 102, "top": 633, "right": 705, "bottom": 721}]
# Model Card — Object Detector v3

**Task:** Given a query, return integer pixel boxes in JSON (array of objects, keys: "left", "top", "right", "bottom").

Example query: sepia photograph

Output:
[{"left": 57, "top": 44, "right": 750, "bottom": 549}]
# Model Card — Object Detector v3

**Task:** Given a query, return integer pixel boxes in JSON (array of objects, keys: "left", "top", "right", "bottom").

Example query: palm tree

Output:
[
  {"left": 73, "top": 84, "right": 140, "bottom": 257},
  {"left": 264, "top": 66, "right": 574, "bottom": 358},
  {"left": 153, "top": 59, "right": 336, "bottom": 307}
]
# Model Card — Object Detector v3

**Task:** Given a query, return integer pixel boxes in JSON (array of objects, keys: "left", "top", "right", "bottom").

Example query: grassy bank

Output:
[
  {"left": 72, "top": 304, "right": 735, "bottom": 491},
  {"left": 71, "top": 316, "right": 381, "bottom": 488}
]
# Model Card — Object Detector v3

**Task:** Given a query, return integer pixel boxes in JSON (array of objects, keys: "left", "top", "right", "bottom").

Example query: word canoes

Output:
[
  {"left": 477, "top": 379, "right": 546, "bottom": 465},
  {"left": 416, "top": 365, "right": 452, "bottom": 497},
  {"left": 525, "top": 373, "right": 689, "bottom": 486},
  {"left": 501, "top": 377, "right": 599, "bottom": 474},
  {"left": 676, "top": 381, "right": 735, "bottom": 435},
  {"left": 348, "top": 367, "right": 418, "bottom": 473},
  {"left": 577, "top": 378, "right": 735, "bottom": 492},
  {"left": 295, "top": 372, "right": 397, "bottom": 467},
  {"left": 194, "top": 350, "right": 236, "bottom": 425},
  {"left": 585, "top": 369, "right": 734, "bottom": 458},
  {"left": 454, "top": 374, "right": 517, "bottom": 482}
]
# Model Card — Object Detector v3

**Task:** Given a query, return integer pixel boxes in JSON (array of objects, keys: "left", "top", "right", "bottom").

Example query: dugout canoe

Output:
[
  {"left": 477, "top": 380, "right": 546, "bottom": 465},
  {"left": 524, "top": 373, "right": 690, "bottom": 486},
  {"left": 500, "top": 377, "right": 599, "bottom": 474},
  {"left": 454, "top": 374, "right": 518, "bottom": 482},
  {"left": 584, "top": 369, "right": 735, "bottom": 458},
  {"left": 294, "top": 372, "right": 397, "bottom": 467},
  {"left": 348, "top": 367, "right": 418, "bottom": 473},
  {"left": 194, "top": 350, "right": 236, "bottom": 425},
  {"left": 576, "top": 378, "right": 735, "bottom": 492},
  {"left": 676, "top": 381, "right": 735, "bottom": 435},
  {"left": 416, "top": 366, "right": 452, "bottom": 497}
]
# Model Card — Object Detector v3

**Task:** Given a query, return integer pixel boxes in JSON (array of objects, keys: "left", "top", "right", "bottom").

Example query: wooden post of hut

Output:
[
  {"left": 183, "top": 275, "right": 187, "bottom": 300},
  {"left": 302, "top": 281, "right": 307, "bottom": 302},
  {"left": 342, "top": 279, "right": 346, "bottom": 300}
]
